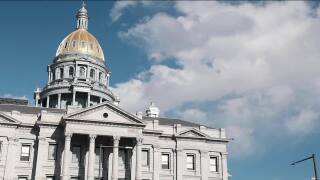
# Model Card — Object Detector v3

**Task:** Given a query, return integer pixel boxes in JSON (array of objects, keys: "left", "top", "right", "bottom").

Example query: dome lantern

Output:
[{"left": 76, "top": 2, "right": 88, "bottom": 30}]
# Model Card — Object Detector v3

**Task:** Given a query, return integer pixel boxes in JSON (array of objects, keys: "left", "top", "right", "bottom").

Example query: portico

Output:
[{"left": 61, "top": 101, "right": 145, "bottom": 180}]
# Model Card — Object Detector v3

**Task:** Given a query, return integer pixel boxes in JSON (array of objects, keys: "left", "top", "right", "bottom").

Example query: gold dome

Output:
[{"left": 56, "top": 29, "right": 105, "bottom": 61}]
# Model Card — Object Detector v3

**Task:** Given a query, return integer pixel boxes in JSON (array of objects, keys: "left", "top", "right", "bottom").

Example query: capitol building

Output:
[{"left": 0, "top": 4, "right": 229, "bottom": 180}]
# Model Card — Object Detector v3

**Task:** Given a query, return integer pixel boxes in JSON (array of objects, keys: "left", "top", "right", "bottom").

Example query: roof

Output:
[
  {"left": 143, "top": 116, "right": 201, "bottom": 127},
  {"left": 0, "top": 97, "right": 28, "bottom": 105},
  {"left": 0, "top": 104, "right": 66, "bottom": 114}
]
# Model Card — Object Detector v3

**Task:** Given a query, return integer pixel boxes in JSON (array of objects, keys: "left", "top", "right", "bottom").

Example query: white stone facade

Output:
[
  {"left": 0, "top": 3, "right": 229, "bottom": 180},
  {"left": 0, "top": 103, "right": 229, "bottom": 180}
]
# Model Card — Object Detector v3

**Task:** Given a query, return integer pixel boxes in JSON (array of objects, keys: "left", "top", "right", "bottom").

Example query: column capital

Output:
[
  {"left": 89, "top": 134, "right": 97, "bottom": 140},
  {"left": 65, "top": 132, "right": 73, "bottom": 140},
  {"left": 136, "top": 137, "right": 143, "bottom": 145},
  {"left": 176, "top": 148, "right": 183, "bottom": 153},
  {"left": 200, "top": 150, "right": 208, "bottom": 155},
  {"left": 113, "top": 136, "right": 120, "bottom": 146},
  {"left": 7, "top": 136, "right": 18, "bottom": 142},
  {"left": 153, "top": 144, "right": 160, "bottom": 151}
]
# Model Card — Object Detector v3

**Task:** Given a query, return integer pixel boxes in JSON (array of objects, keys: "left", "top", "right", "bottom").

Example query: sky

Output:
[{"left": 1, "top": 1, "right": 320, "bottom": 180}]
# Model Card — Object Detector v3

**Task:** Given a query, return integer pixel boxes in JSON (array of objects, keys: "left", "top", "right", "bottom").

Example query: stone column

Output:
[
  {"left": 87, "top": 92, "right": 91, "bottom": 107},
  {"left": 153, "top": 145, "right": 160, "bottom": 180},
  {"left": 221, "top": 153, "right": 228, "bottom": 180},
  {"left": 58, "top": 93, "right": 61, "bottom": 109},
  {"left": 112, "top": 136, "right": 120, "bottom": 180},
  {"left": 46, "top": 95, "right": 50, "bottom": 108},
  {"left": 176, "top": 148, "right": 184, "bottom": 180},
  {"left": 136, "top": 137, "right": 143, "bottom": 180},
  {"left": 34, "top": 137, "right": 48, "bottom": 180},
  {"left": 48, "top": 65, "right": 51, "bottom": 84},
  {"left": 72, "top": 91, "right": 76, "bottom": 106},
  {"left": 3, "top": 137, "right": 18, "bottom": 180},
  {"left": 88, "top": 134, "right": 96, "bottom": 180},
  {"left": 62, "top": 133, "right": 72, "bottom": 180},
  {"left": 200, "top": 150, "right": 209, "bottom": 180}
]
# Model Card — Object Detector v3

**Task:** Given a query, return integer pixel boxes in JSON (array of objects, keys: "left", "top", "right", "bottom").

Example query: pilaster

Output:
[
  {"left": 135, "top": 137, "right": 143, "bottom": 180},
  {"left": 3, "top": 137, "right": 18, "bottom": 180},
  {"left": 200, "top": 150, "right": 209, "bottom": 180},
  {"left": 153, "top": 144, "right": 160, "bottom": 180},
  {"left": 35, "top": 137, "right": 48, "bottom": 180}
]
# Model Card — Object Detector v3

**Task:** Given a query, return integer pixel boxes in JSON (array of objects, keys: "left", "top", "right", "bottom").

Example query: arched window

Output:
[
  {"left": 55, "top": 68, "right": 60, "bottom": 80},
  {"left": 69, "top": 67, "right": 74, "bottom": 78},
  {"left": 90, "top": 69, "right": 95, "bottom": 80},
  {"left": 60, "top": 68, "right": 64, "bottom": 79},
  {"left": 80, "top": 67, "right": 86, "bottom": 78},
  {"left": 64, "top": 42, "right": 68, "bottom": 48},
  {"left": 99, "top": 72, "right": 103, "bottom": 82}
]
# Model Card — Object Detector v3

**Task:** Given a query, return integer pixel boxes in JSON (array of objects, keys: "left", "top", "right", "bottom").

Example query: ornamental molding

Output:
[
  {"left": 64, "top": 101, "right": 145, "bottom": 126},
  {"left": 0, "top": 112, "right": 21, "bottom": 126}
]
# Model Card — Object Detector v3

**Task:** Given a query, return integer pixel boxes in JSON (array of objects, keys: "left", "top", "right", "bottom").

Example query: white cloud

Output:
[
  {"left": 112, "top": 1, "right": 320, "bottom": 157},
  {"left": 110, "top": 1, "right": 154, "bottom": 22}
]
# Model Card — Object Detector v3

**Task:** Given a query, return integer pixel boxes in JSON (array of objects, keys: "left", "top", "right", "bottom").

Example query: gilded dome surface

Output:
[{"left": 56, "top": 29, "right": 105, "bottom": 61}]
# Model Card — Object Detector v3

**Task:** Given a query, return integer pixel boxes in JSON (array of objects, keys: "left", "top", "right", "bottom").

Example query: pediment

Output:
[
  {"left": 0, "top": 112, "right": 21, "bottom": 125},
  {"left": 64, "top": 101, "right": 144, "bottom": 126},
  {"left": 177, "top": 128, "right": 210, "bottom": 138}
]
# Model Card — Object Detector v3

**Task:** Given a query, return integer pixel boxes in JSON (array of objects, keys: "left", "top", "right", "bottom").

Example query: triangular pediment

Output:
[
  {"left": 0, "top": 112, "right": 21, "bottom": 125},
  {"left": 64, "top": 101, "right": 145, "bottom": 126},
  {"left": 177, "top": 128, "right": 209, "bottom": 138}
]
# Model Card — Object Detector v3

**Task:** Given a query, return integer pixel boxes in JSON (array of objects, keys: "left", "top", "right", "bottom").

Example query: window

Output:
[
  {"left": 90, "top": 69, "right": 95, "bottom": 80},
  {"left": 161, "top": 153, "right": 170, "bottom": 169},
  {"left": 18, "top": 177, "right": 28, "bottom": 180},
  {"left": 20, "top": 144, "right": 31, "bottom": 161},
  {"left": 72, "top": 146, "right": 81, "bottom": 163},
  {"left": 95, "top": 147, "right": 104, "bottom": 165},
  {"left": 48, "top": 144, "right": 57, "bottom": 160},
  {"left": 79, "top": 67, "right": 86, "bottom": 78},
  {"left": 186, "top": 154, "right": 195, "bottom": 170},
  {"left": 64, "top": 42, "right": 68, "bottom": 48},
  {"left": 119, "top": 149, "right": 126, "bottom": 169},
  {"left": 69, "top": 67, "right": 74, "bottom": 78},
  {"left": 81, "top": 42, "right": 86, "bottom": 48},
  {"left": 46, "top": 176, "right": 55, "bottom": 180},
  {"left": 72, "top": 41, "right": 76, "bottom": 47},
  {"left": 209, "top": 156, "right": 218, "bottom": 172},
  {"left": 90, "top": 44, "right": 93, "bottom": 50},
  {"left": 142, "top": 150, "right": 149, "bottom": 167},
  {"left": 60, "top": 68, "right": 64, "bottom": 79},
  {"left": 99, "top": 72, "right": 103, "bottom": 82}
]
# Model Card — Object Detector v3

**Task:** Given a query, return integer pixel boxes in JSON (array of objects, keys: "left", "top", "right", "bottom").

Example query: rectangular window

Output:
[
  {"left": 119, "top": 149, "right": 126, "bottom": 169},
  {"left": 46, "top": 176, "right": 55, "bottom": 180},
  {"left": 48, "top": 144, "right": 57, "bottom": 160},
  {"left": 72, "top": 146, "right": 81, "bottom": 163},
  {"left": 95, "top": 147, "right": 104, "bottom": 165},
  {"left": 20, "top": 144, "right": 31, "bottom": 161},
  {"left": 18, "top": 177, "right": 28, "bottom": 180},
  {"left": 209, "top": 156, "right": 218, "bottom": 172},
  {"left": 142, "top": 149, "right": 149, "bottom": 167},
  {"left": 161, "top": 153, "right": 170, "bottom": 169},
  {"left": 186, "top": 154, "right": 195, "bottom": 170}
]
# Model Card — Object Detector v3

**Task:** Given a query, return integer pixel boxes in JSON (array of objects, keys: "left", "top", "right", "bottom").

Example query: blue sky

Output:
[{"left": 1, "top": 1, "right": 320, "bottom": 180}]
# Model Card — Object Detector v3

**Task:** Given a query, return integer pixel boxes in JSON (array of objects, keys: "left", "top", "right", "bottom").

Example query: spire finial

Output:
[{"left": 76, "top": 1, "right": 89, "bottom": 30}]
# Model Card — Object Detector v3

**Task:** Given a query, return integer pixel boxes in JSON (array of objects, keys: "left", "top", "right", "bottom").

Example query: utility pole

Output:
[{"left": 291, "top": 154, "right": 318, "bottom": 180}]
